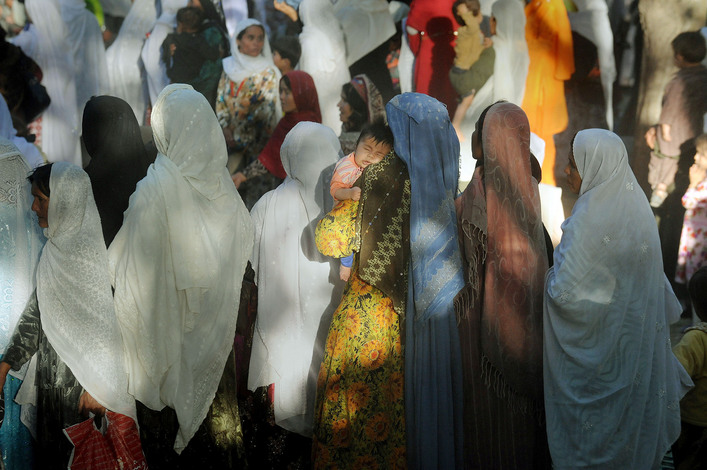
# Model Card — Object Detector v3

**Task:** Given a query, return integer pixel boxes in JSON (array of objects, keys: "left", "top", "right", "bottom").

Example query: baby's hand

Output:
[
  {"left": 169, "top": 43, "right": 177, "bottom": 56},
  {"left": 339, "top": 265, "right": 351, "bottom": 282},
  {"left": 350, "top": 187, "right": 361, "bottom": 201}
]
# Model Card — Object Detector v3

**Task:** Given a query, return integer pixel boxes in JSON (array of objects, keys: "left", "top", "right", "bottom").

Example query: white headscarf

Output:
[
  {"left": 0, "top": 95, "right": 43, "bottom": 168},
  {"left": 36, "top": 162, "right": 135, "bottom": 419},
  {"left": 298, "top": 0, "right": 350, "bottom": 136},
  {"left": 458, "top": 0, "right": 529, "bottom": 182},
  {"left": 569, "top": 0, "right": 615, "bottom": 130},
  {"left": 109, "top": 84, "right": 253, "bottom": 452},
  {"left": 11, "top": 0, "right": 80, "bottom": 165},
  {"left": 222, "top": 19, "right": 278, "bottom": 84},
  {"left": 105, "top": 0, "right": 157, "bottom": 122},
  {"left": 249, "top": 122, "right": 343, "bottom": 436},
  {"left": 0, "top": 139, "right": 44, "bottom": 365},
  {"left": 58, "top": 0, "right": 109, "bottom": 120},
  {"left": 543, "top": 129, "right": 691, "bottom": 469}
]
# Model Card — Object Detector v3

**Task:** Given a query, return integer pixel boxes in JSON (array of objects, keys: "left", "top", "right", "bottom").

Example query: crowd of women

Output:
[{"left": 0, "top": 0, "right": 703, "bottom": 469}]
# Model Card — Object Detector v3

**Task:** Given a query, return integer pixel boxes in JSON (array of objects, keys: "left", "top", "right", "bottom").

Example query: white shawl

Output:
[
  {"left": 58, "top": 0, "right": 109, "bottom": 122},
  {"left": 458, "top": 0, "right": 529, "bottom": 182},
  {"left": 37, "top": 162, "right": 135, "bottom": 420},
  {"left": 105, "top": 0, "right": 157, "bottom": 122},
  {"left": 11, "top": 0, "right": 80, "bottom": 165},
  {"left": 109, "top": 84, "right": 253, "bottom": 452},
  {"left": 332, "top": 0, "right": 396, "bottom": 66},
  {"left": 0, "top": 95, "right": 43, "bottom": 168},
  {"left": 249, "top": 122, "right": 343, "bottom": 436},
  {"left": 0, "top": 139, "right": 44, "bottom": 369},
  {"left": 569, "top": 0, "right": 615, "bottom": 130},
  {"left": 141, "top": 0, "right": 189, "bottom": 105},
  {"left": 222, "top": 19, "right": 278, "bottom": 84},
  {"left": 299, "top": 0, "right": 350, "bottom": 136},
  {"left": 544, "top": 129, "right": 692, "bottom": 469}
]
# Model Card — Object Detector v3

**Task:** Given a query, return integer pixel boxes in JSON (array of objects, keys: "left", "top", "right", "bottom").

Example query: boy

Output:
[
  {"left": 672, "top": 267, "right": 707, "bottom": 469},
  {"left": 449, "top": 0, "right": 494, "bottom": 141},
  {"left": 330, "top": 120, "right": 394, "bottom": 280},
  {"left": 161, "top": 7, "right": 219, "bottom": 85},
  {"left": 646, "top": 31, "right": 707, "bottom": 208},
  {"left": 271, "top": 35, "right": 301, "bottom": 75}
]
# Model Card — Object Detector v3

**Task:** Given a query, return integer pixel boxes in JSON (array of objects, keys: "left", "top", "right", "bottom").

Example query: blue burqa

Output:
[{"left": 386, "top": 93, "right": 465, "bottom": 469}]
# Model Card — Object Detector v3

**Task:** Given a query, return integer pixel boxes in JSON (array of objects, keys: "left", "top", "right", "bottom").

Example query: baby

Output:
[
  {"left": 162, "top": 7, "right": 219, "bottom": 85},
  {"left": 330, "top": 119, "right": 394, "bottom": 280}
]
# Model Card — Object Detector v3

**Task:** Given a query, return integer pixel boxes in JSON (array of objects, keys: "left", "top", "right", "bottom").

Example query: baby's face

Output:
[
  {"left": 354, "top": 137, "right": 390, "bottom": 168},
  {"left": 694, "top": 149, "right": 707, "bottom": 170}
]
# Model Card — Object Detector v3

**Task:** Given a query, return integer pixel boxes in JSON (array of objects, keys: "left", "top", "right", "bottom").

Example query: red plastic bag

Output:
[{"left": 64, "top": 411, "right": 148, "bottom": 470}]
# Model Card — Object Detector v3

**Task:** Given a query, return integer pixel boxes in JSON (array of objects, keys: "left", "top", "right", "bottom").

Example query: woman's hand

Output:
[
  {"left": 688, "top": 163, "right": 707, "bottom": 189},
  {"left": 78, "top": 391, "right": 106, "bottom": 417},
  {"left": 339, "top": 265, "right": 351, "bottom": 282},
  {"left": 232, "top": 172, "right": 247, "bottom": 188},
  {"left": 0, "top": 362, "right": 11, "bottom": 392},
  {"left": 644, "top": 126, "right": 656, "bottom": 150},
  {"left": 273, "top": 0, "right": 298, "bottom": 22},
  {"left": 223, "top": 127, "right": 236, "bottom": 148}
]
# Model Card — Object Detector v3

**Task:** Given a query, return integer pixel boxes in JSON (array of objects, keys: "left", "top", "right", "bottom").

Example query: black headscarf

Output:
[{"left": 83, "top": 96, "right": 154, "bottom": 246}]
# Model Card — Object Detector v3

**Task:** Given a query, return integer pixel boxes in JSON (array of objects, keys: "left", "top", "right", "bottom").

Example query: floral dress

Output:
[
  {"left": 215, "top": 68, "right": 279, "bottom": 166},
  {"left": 676, "top": 179, "right": 707, "bottom": 283},
  {"left": 313, "top": 189, "right": 407, "bottom": 468}
]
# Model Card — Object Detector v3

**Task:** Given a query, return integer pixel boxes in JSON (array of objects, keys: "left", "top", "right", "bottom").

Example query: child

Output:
[
  {"left": 676, "top": 134, "right": 707, "bottom": 285},
  {"left": 161, "top": 7, "right": 219, "bottom": 85},
  {"left": 330, "top": 120, "right": 394, "bottom": 280},
  {"left": 646, "top": 31, "right": 707, "bottom": 208},
  {"left": 271, "top": 35, "right": 301, "bottom": 75},
  {"left": 449, "top": 0, "right": 495, "bottom": 141},
  {"left": 672, "top": 266, "right": 707, "bottom": 469}
]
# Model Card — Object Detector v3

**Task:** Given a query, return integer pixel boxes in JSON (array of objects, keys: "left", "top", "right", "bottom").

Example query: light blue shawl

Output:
[{"left": 386, "top": 93, "right": 465, "bottom": 469}]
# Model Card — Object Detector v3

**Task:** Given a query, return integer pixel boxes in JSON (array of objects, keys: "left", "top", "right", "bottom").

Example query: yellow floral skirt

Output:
[{"left": 312, "top": 272, "right": 406, "bottom": 469}]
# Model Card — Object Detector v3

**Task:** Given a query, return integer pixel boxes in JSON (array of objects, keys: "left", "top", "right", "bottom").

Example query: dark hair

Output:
[
  {"left": 341, "top": 82, "right": 367, "bottom": 132},
  {"left": 177, "top": 7, "right": 203, "bottom": 31},
  {"left": 271, "top": 35, "right": 301, "bottom": 68},
  {"left": 530, "top": 151, "right": 542, "bottom": 182},
  {"left": 27, "top": 163, "right": 53, "bottom": 197},
  {"left": 452, "top": 0, "right": 481, "bottom": 26},
  {"left": 695, "top": 134, "right": 707, "bottom": 154},
  {"left": 671, "top": 31, "right": 706, "bottom": 64},
  {"left": 281, "top": 74, "right": 291, "bottom": 92},
  {"left": 237, "top": 23, "right": 265, "bottom": 41},
  {"left": 356, "top": 119, "right": 394, "bottom": 148},
  {"left": 689, "top": 266, "right": 707, "bottom": 321}
]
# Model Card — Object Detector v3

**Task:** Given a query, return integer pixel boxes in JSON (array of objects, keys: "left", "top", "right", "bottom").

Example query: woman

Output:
[
  {"left": 58, "top": 0, "right": 108, "bottom": 118},
  {"left": 105, "top": 0, "right": 156, "bottom": 122},
  {"left": 11, "top": 0, "right": 81, "bottom": 165},
  {"left": 337, "top": 74, "right": 385, "bottom": 155},
  {"left": 108, "top": 84, "right": 253, "bottom": 456},
  {"left": 0, "top": 139, "right": 44, "bottom": 469},
  {"left": 313, "top": 131, "right": 410, "bottom": 468},
  {"left": 456, "top": 102, "right": 551, "bottom": 469},
  {"left": 544, "top": 129, "right": 691, "bottom": 468},
  {"left": 458, "top": 0, "right": 529, "bottom": 181},
  {"left": 521, "top": 0, "right": 574, "bottom": 185},
  {"left": 249, "top": 122, "right": 343, "bottom": 437},
  {"left": 0, "top": 162, "right": 136, "bottom": 470},
  {"left": 189, "top": 0, "right": 230, "bottom": 106},
  {"left": 386, "top": 92, "right": 465, "bottom": 469},
  {"left": 232, "top": 70, "right": 321, "bottom": 209},
  {"left": 216, "top": 19, "right": 280, "bottom": 172},
  {"left": 82, "top": 95, "right": 154, "bottom": 247}
]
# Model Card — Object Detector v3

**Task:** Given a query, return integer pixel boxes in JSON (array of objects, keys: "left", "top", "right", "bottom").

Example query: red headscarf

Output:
[{"left": 258, "top": 71, "right": 321, "bottom": 179}]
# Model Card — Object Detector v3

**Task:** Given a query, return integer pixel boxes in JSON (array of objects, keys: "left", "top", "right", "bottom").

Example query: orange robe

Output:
[{"left": 522, "top": 0, "right": 574, "bottom": 185}]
